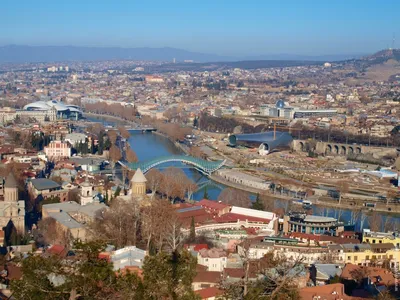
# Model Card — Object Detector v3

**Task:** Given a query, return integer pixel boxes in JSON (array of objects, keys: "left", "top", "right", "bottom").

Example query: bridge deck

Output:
[{"left": 127, "top": 155, "right": 225, "bottom": 175}]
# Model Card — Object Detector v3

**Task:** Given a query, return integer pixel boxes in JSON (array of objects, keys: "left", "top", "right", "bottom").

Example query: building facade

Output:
[
  {"left": 283, "top": 212, "right": 344, "bottom": 235},
  {"left": 0, "top": 173, "right": 25, "bottom": 234},
  {"left": 44, "top": 141, "right": 71, "bottom": 159}
]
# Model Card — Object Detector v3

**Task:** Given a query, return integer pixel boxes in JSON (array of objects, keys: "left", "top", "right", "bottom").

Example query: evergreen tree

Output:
[
  {"left": 189, "top": 216, "right": 196, "bottom": 242},
  {"left": 90, "top": 138, "right": 96, "bottom": 154},
  {"left": 98, "top": 134, "right": 104, "bottom": 155},
  {"left": 142, "top": 250, "right": 199, "bottom": 300},
  {"left": 114, "top": 186, "right": 121, "bottom": 197},
  {"left": 252, "top": 193, "right": 265, "bottom": 211},
  {"left": 203, "top": 187, "right": 209, "bottom": 199}
]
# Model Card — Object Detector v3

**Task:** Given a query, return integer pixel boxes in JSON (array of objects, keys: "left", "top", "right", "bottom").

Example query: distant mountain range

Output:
[{"left": 0, "top": 45, "right": 366, "bottom": 64}]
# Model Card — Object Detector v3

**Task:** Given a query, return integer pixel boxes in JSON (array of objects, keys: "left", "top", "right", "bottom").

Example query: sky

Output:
[{"left": 2, "top": 0, "right": 400, "bottom": 56}]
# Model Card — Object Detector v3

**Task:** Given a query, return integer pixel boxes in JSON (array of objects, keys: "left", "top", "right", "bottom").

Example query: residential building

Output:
[
  {"left": 44, "top": 141, "right": 71, "bottom": 159},
  {"left": 197, "top": 248, "right": 227, "bottom": 272},
  {"left": 109, "top": 246, "right": 147, "bottom": 271},
  {"left": 362, "top": 229, "right": 400, "bottom": 247},
  {"left": 28, "top": 178, "right": 69, "bottom": 202}
]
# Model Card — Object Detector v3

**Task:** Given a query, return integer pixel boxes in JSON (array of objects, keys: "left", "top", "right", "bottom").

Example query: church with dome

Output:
[{"left": 0, "top": 173, "right": 25, "bottom": 236}]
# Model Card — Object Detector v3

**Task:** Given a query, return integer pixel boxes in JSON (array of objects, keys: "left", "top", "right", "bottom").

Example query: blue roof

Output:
[{"left": 229, "top": 131, "right": 293, "bottom": 151}]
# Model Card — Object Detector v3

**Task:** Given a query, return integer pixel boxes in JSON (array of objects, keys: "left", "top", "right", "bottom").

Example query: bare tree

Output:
[
  {"left": 118, "top": 126, "right": 131, "bottom": 139},
  {"left": 125, "top": 146, "right": 138, "bottom": 163},
  {"left": 107, "top": 130, "right": 118, "bottom": 145},
  {"left": 337, "top": 181, "right": 349, "bottom": 204},
  {"left": 183, "top": 178, "right": 198, "bottom": 202},
  {"left": 218, "top": 187, "right": 250, "bottom": 207},
  {"left": 160, "top": 167, "right": 186, "bottom": 202},
  {"left": 386, "top": 189, "right": 398, "bottom": 206},
  {"left": 91, "top": 198, "right": 140, "bottom": 248},
  {"left": 108, "top": 145, "right": 122, "bottom": 176},
  {"left": 165, "top": 210, "right": 183, "bottom": 252},
  {"left": 146, "top": 169, "right": 164, "bottom": 199},
  {"left": 368, "top": 211, "right": 383, "bottom": 232}
]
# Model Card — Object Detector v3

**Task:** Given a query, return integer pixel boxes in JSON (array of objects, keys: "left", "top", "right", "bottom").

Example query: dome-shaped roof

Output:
[
  {"left": 276, "top": 100, "right": 285, "bottom": 109},
  {"left": 131, "top": 168, "right": 147, "bottom": 183}
]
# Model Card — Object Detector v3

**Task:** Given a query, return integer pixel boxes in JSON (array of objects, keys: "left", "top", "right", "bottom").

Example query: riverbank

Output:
[
  {"left": 84, "top": 112, "right": 137, "bottom": 126},
  {"left": 210, "top": 173, "right": 400, "bottom": 216}
]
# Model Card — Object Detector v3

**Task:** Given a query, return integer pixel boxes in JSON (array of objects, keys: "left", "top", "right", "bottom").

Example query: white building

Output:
[
  {"left": 44, "top": 141, "right": 71, "bottom": 159},
  {"left": 110, "top": 246, "right": 147, "bottom": 271},
  {"left": 80, "top": 176, "right": 96, "bottom": 206},
  {"left": 197, "top": 248, "right": 227, "bottom": 272}
]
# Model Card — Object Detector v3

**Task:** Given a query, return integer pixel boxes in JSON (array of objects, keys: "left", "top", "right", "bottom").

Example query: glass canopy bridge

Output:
[{"left": 125, "top": 155, "right": 226, "bottom": 176}]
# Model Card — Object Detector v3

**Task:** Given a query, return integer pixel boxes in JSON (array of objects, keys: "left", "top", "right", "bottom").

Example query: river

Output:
[{"left": 87, "top": 115, "right": 400, "bottom": 230}]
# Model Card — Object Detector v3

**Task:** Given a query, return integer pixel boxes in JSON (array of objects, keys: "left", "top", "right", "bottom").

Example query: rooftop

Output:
[{"left": 30, "top": 178, "right": 61, "bottom": 191}]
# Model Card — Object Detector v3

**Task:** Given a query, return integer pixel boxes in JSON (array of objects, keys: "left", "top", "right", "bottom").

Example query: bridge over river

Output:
[{"left": 125, "top": 155, "right": 226, "bottom": 176}]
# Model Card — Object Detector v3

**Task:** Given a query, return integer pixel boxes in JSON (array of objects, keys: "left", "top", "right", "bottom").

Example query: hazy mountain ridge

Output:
[{"left": 0, "top": 45, "right": 365, "bottom": 64}]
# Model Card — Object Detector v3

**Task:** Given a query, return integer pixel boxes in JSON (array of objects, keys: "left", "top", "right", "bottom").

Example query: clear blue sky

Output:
[{"left": 2, "top": 0, "right": 399, "bottom": 56}]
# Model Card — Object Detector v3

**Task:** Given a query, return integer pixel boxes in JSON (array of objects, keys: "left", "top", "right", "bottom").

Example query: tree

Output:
[
  {"left": 108, "top": 144, "right": 122, "bottom": 177},
  {"left": 184, "top": 178, "right": 198, "bottom": 202},
  {"left": 386, "top": 189, "right": 398, "bottom": 206},
  {"left": 189, "top": 217, "right": 196, "bottom": 243},
  {"left": 126, "top": 146, "right": 138, "bottom": 163},
  {"left": 141, "top": 199, "right": 172, "bottom": 251},
  {"left": 218, "top": 187, "right": 250, "bottom": 208},
  {"left": 107, "top": 130, "right": 118, "bottom": 144},
  {"left": 91, "top": 198, "right": 141, "bottom": 248},
  {"left": 11, "top": 241, "right": 122, "bottom": 300},
  {"left": 118, "top": 126, "right": 131, "bottom": 139},
  {"left": 160, "top": 167, "right": 187, "bottom": 202},
  {"left": 36, "top": 217, "right": 72, "bottom": 247},
  {"left": 203, "top": 187, "right": 209, "bottom": 199},
  {"left": 146, "top": 169, "right": 164, "bottom": 199},
  {"left": 142, "top": 250, "right": 199, "bottom": 300},
  {"left": 223, "top": 251, "right": 303, "bottom": 300},
  {"left": 368, "top": 211, "right": 383, "bottom": 232},
  {"left": 337, "top": 181, "right": 349, "bottom": 204},
  {"left": 165, "top": 210, "right": 183, "bottom": 252},
  {"left": 252, "top": 193, "right": 265, "bottom": 211}
]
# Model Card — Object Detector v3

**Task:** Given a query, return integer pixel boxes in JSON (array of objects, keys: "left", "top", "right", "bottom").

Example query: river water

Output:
[{"left": 87, "top": 116, "right": 400, "bottom": 230}]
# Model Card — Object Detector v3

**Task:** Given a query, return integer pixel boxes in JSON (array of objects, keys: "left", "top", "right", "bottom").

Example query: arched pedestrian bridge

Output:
[{"left": 126, "top": 155, "right": 226, "bottom": 176}]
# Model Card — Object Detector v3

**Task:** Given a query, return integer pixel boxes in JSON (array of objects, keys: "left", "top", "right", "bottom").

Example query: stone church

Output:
[{"left": 0, "top": 173, "right": 25, "bottom": 235}]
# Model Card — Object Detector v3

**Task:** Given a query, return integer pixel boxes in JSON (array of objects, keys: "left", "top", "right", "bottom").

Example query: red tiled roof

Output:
[
  {"left": 196, "top": 199, "right": 230, "bottom": 210},
  {"left": 195, "top": 287, "right": 224, "bottom": 299},
  {"left": 193, "top": 271, "right": 222, "bottom": 283},
  {"left": 341, "top": 264, "right": 395, "bottom": 286},
  {"left": 214, "top": 213, "right": 270, "bottom": 224},
  {"left": 299, "top": 283, "right": 360, "bottom": 300}
]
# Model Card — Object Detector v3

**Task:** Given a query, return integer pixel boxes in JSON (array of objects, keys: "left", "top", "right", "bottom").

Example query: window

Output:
[
  {"left": 366, "top": 255, "right": 370, "bottom": 260},
  {"left": 348, "top": 256, "right": 351, "bottom": 260},
  {"left": 354, "top": 256, "right": 358, "bottom": 261}
]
